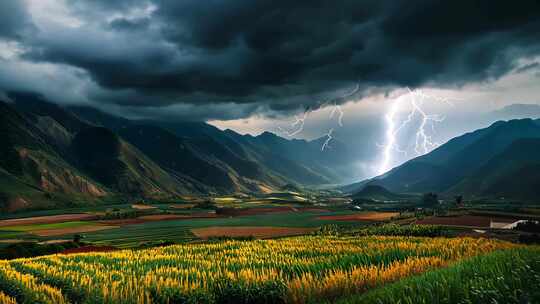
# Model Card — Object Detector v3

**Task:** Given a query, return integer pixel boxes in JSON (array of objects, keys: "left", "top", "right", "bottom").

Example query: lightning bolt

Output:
[
  {"left": 378, "top": 97, "right": 404, "bottom": 175},
  {"left": 377, "top": 87, "right": 451, "bottom": 175},
  {"left": 277, "top": 83, "right": 359, "bottom": 151},
  {"left": 407, "top": 88, "right": 446, "bottom": 155},
  {"left": 277, "top": 111, "right": 309, "bottom": 137},
  {"left": 329, "top": 104, "right": 344, "bottom": 127},
  {"left": 321, "top": 128, "right": 334, "bottom": 151}
]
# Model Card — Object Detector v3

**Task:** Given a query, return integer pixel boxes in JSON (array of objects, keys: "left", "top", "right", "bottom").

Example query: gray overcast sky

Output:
[{"left": 1, "top": 0, "right": 540, "bottom": 180}]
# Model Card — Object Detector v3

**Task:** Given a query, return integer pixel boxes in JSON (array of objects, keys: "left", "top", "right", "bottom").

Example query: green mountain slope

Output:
[
  {"left": 0, "top": 101, "right": 107, "bottom": 211},
  {"left": 0, "top": 95, "right": 205, "bottom": 212},
  {"left": 449, "top": 138, "right": 540, "bottom": 200},
  {"left": 1, "top": 94, "right": 360, "bottom": 211},
  {"left": 71, "top": 126, "right": 194, "bottom": 197},
  {"left": 353, "top": 118, "right": 540, "bottom": 201},
  {"left": 117, "top": 125, "right": 262, "bottom": 193},
  {"left": 71, "top": 105, "right": 353, "bottom": 187}
]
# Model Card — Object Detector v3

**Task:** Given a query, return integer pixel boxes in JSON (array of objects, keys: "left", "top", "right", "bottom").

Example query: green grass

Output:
[
  {"left": 0, "top": 221, "right": 98, "bottom": 232},
  {"left": 0, "top": 231, "right": 26, "bottom": 238},
  {"left": 336, "top": 247, "right": 540, "bottom": 304}
]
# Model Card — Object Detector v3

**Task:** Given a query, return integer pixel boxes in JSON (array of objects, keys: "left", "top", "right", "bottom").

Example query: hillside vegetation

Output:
[
  {"left": 354, "top": 118, "right": 540, "bottom": 201},
  {"left": 0, "top": 92, "right": 357, "bottom": 212}
]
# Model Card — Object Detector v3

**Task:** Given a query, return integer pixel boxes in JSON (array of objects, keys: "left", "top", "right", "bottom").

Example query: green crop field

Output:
[
  {"left": 83, "top": 225, "right": 196, "bottom": 248},
  {"left": 337, "top": 247, "right": 540, "bottom": 304},
  {"left": 82, "top": 211, "right": 368, "bottom": 247},
  {"left": 1, "top": 236, "right": 534, "bottom": 304},
  {"left": 0, "top": 221, "right": 98, "bottom": 233}
]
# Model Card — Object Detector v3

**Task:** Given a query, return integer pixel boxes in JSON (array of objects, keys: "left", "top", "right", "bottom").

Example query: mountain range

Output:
[
  {"left": 346, "top": 118, "right": 540, "bottom": 201},
  {"left": 3, "top": 91, "right": 539, "bottom": 212},
  {"left": 0, "top": 92, "right": 357, "bottom": 212}
]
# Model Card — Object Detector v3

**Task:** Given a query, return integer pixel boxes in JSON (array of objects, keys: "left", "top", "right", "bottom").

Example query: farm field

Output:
[
  {"left": 0, "top": 197, "right": 376, "bottom": 248},
  {"left": 82, "top": 211, "right": 366, "bottom": 248},
  {"left": 0, "top": 235, "right": 525, "bottom": 304},
  {"left": 337, "top": 247, "right": 540, "bottom": 304},
  {"left": 415, "top": 215, "right": 518, "bottom": 228},
  {"left": 191, "top": 226, "right": 316, "bottom": 239},
  {"left": 0, "top": 214, "right": 98, "bottom": 227},
  {"left": 317, "top": 212, "right": 399, "bottom": 221}
]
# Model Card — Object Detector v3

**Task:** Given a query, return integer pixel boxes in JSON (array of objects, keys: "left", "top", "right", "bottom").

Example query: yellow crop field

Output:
[{"left": 0, "top": 236, "right": 516, "bottom": 304}]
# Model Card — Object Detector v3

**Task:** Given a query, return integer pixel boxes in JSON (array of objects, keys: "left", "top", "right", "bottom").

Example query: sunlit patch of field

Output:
[
  {"left": 130, "top": 204, "right": 157, "bottom": 210},
  {"left": 257, "top": 184, "right": 274, "bottom": 193},
  {"left": 0, "top": 236, "right": 518, "bottom": 303},
  {"left": 213, "top": 197, "right": 242, "bottom": 204},
  {"left": 265, "top": 196, "right": 307, "bottom": 202},
  {"left": 168, "top": 203, "right": 196, "bottom": 209}
]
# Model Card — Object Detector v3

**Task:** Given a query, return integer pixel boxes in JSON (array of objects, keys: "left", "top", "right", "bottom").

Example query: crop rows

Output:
[
  {"left": 338, "top": 247, "right": 540, "bottom": 304},
  {"left": 0, "top": 236, "right": 516, "bottom": 304}
]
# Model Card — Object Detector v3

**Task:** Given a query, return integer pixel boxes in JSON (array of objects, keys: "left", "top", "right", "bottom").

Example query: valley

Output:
[
  {"left": 1, "top": 2, "right": 540, "bottom": 302},
  {"left": 1, "top": 94, "right": 540, "bottom": 303}
]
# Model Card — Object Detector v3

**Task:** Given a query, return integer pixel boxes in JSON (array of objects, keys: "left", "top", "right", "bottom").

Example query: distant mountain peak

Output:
[{"left": 258, "top": 131, "right": 279, "bottom": 138}]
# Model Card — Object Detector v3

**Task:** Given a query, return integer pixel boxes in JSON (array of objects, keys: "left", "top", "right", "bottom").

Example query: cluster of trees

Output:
[
  {"left": 421, "top": 193, "right": 464, "bottom": 207},
  {"left": 515, "top": 220, "right": 540, "bottom": 233},
  {"left": 0, "top": 241, "right": 81, "bottom": 259}
]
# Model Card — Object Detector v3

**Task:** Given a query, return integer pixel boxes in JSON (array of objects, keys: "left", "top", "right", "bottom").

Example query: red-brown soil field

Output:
[
  {"left": 191, "top": 226, "right": 316, "bottom": 239},
  {"left": 317, "top": 212, "right": 399, "bottom": 221}
]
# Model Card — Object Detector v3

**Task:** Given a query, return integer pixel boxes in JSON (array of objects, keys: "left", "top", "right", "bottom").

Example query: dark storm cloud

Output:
[
  {"left": 515, "top": 62, "right": 540, "bottom": 74},
  {"left": 108, "top": 17, "right": 151, "bottom": 32},
  {"left": 0, "top": 0, "right": 35, "bottom": 39},
  {"left": 4, "top": 0, "right": 540, "bottom": 117}
]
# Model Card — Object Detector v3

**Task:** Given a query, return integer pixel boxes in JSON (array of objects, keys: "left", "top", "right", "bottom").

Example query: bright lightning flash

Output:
[
  {"left": 278, "top": 83, "right": 359, "bottom": 151},
  {"left": 277, "top": 111, "right": 309, "bottom": 137},
  {"left": 321, "top": 128, "right": 334, "bottom": 151},
  {"left": 329, "top": 104, "right": 344, "bottom": 127},
  {"left": 377, "top": 88, "right": 450, "bottom": 175},
  {"left": 378, "top": 98, "right": 403, "bottom": 176}
]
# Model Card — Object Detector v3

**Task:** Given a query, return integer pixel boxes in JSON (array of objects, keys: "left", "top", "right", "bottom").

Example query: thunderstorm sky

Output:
[{"left": 1, "top": 0, "right": 540, "bottom": 179}]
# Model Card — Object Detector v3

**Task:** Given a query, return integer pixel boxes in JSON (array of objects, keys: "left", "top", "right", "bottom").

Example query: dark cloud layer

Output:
[
  {"left": 0, "top": 0, "right": 34, "bottom": 39},
  {"left": 2, "top": 0, "right": 540, "bottom": 119}
]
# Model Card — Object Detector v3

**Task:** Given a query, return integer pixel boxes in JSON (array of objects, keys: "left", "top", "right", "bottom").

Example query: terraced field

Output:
[{"left": 0, "top": 235, "right": 525, "bottom": 304}]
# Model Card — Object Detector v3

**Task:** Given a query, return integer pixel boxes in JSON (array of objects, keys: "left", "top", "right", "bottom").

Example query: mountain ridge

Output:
[
  {"left": 0, "top": 92, "right": 357, "bottom": 211},
  {"left": 346, "top": 118, "right": 540, "bottom": 201}
]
